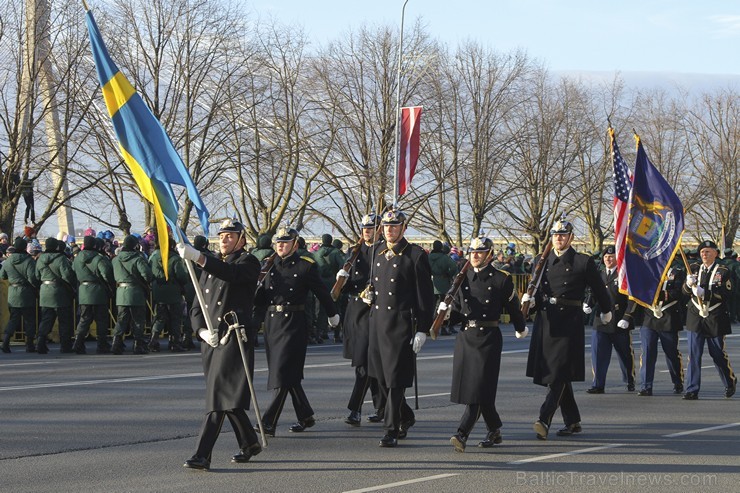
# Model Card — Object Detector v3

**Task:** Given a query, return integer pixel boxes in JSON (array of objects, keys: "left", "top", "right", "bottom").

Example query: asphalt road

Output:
[{"left": 1, "top": 325, "right": 738, "bottom": 493}]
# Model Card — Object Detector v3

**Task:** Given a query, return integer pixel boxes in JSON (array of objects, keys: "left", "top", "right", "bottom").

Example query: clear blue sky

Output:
[{"left": 252, "top": 0, "right": 740, "bottom": 75}]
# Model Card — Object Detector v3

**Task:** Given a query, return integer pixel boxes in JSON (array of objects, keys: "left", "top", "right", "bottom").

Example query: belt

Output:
[
  {"left": 42, "top": 280, "right": 56, "bottom": 285},
  {"left": 268, "top": 304, "right": 305, "bottom": 313},
  {"left": 117, "top": 282, "right": 135, "bottom": 287},
  {"left": 81, "top": 281, "right": 99, "bottom": 286},
  {"left": 547, "top": 297, "right": 582, "bottom": 307},
  {"left": 464, "top": 320, "right": 499, "bottom": 329},
  {"left": 10, "top": 283, "right": 25, "bottom": 287}
]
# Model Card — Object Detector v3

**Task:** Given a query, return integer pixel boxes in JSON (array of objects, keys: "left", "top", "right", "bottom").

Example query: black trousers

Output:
[
  {"left": 113, "top": 306, "right": 146, "bottom": 341},
  {"left": 193, "top": 409, "right": 258, "bottom": 459},
  {"left": 457, "top": 403, "right": 502, "bottom": 437},
  {"left": 261, "top": 385, "right": 314, "bottom": 427},
  {"left": 38, "top": 306, "right": 74, "bottom": 349},
  {"left": 5, "top": 306, "right": 37, "bottom": 342},
  {"left": 539, "top": 380, "right": 581, "bottom": 427},
  {"left": 151, "top": 301, "right": 183, "bottom": 340},
  {"left": 381, "top": 386, "right": 414, "bottom": 434},
  {"left": 75, "top": 304, "right": 110, "bottom": 347},
  {"left": 347, "top": 365, "right": 384, "bottom": 412}
]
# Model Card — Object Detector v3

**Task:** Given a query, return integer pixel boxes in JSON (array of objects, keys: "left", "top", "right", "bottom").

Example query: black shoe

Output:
[
  {"left": 148, "top": 337, "right": 160, "bottom": 352},
  {"left": 556, "top": 423, "right": 582, "bottom": 436},
  {"left": 111, "top": 337, "right": 123, "bottom": 355},
  {"left": 36, "top": 343, "right": 48, "bottom": 355},
  {"left": 533, "top": 420, "right": 549, "bottom": 440},
  {"left": 478, "top": 429, "right": 502, "bottom": 448},
  {"left": 367, "top": 410, "right": 384, "bottom": 423},
  {"left": 627, "top": 383, "right": 636, "bottom": 392},
  {"left": 1, "top": 343, "right": 10, "bottom": 354},
  {"left": 379, "top": 434, "right": 398, "bottom": 448},
  {"left": 673, "top": 383, "right": 684, "bottom": 394},
  {"left": 231, "top": 442, "right": 262, "bottom": 463},
  {"left": 168, "top": 338, "right": 184, "bottom": 352},
  {"left": 637, "top": 388, "right": 653, "bottom": 396},
  {"left": 450, "top": 433, "right": 467, "bottom": 453},
  {"left": 133, "top": 342, "right": 149, "bottom": 355},
  {"left": 345, "top": 411, "right": 361, "bottom": 426},
  {"left": 73, "top": 342, "right": 86, "bottom": 354},
  {"left": 26, "top": 343, "right": 36, "bottom": 353},
  {"left": 183, "top": 455, "right": 210, "bottom": 470},
  {"left": 682, "top": 392, "right": 698, "bottom": 400},
  {"left": 725, "top": 378, "right": 737, "bottom": 398},
  {"left": 254, "top": 423, "right": 276, "bottom": 437},
  {"left": 586, "top": 387, "right": 604, "bottom": 394},
  {"left": 397, "top": 417, "right": 416, "bottom": 439},
  {"left": 289, "top": 416, "right": 316, "bottom": 433}
]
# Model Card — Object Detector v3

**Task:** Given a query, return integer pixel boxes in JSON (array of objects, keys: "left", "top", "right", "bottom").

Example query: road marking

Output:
[
  {"left": 663, "top": 422, "right": 740, "bottom": 438},
  {"left": 342, "top": 473, "right": 459, "bottom": 493},
  {"left": 508, "top": 443, "right": 626, "bottom": 464},
  {"left": 0, "top": 361, "right": 60, "bottom": 368},
  {"left": 0, "top": 372, "right": 204, "bottom": 391}
]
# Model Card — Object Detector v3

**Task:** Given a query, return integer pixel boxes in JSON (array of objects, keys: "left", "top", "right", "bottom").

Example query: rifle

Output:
[
  {"left": 430, "top": 259, "right": 471, "bottom": 340},
  {"left": 257, "top": 252, "right": 278, "bottom": 286},
  {"left": 330, "top": 238, "right": 362, "bottom": 301},
  {"left": 520, "top": 241, "right": 553, "bottom": 317}
]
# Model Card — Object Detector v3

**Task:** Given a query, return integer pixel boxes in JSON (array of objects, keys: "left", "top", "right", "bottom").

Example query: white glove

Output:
[
  {"left": 328, "top": 314, "right": 340, "bottom": 327},
  {"left": 599, "top": 311, "right": 613, "bottom": 324},
  {"left": 515, "top": 327, "right": 529, "bottom": 339},
  {"left": 336, "top": 269, "right": 350, "bottom": 280},
  {"left": 582, "top": 303, "right": 592, "bottom": 315},
  {"left": 686, "top": 275, "right": 698, "bottom": 288},
  {"left": 411, "top": 332, "right": 427, "bottom": 354},
  {"left": 692, "top": 286, "right": 705, "bottom": 298},
  {"left": 177, "top": 242, "right": 201, "bottom": 263},
  {"left": 652, "top": 306, "right": 663, "bottom": 319},
  {"left": 437, "top": 301, "right": 449, "bottom": 313},
  {"left": 198, "top": 328, "right": 219, "bottom": 348},
  {"left": 617, "top": 319, "right": 629, "bottom": 329},
  {"left": 521, "top": 293, "right": 535, "bottom": 309}
]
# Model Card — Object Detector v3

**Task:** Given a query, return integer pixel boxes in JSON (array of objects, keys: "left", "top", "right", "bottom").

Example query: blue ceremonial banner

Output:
[
  {"left": 623, "top": 136, "right": 684, "bottom": 307},
  {"left": 85, "top": 8, "right": 209, "bottom": 276}
]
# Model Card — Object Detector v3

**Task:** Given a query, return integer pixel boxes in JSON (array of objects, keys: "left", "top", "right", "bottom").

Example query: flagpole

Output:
[
  {"left": 392, "top": 0, "right": 410, "bottom": 208},
  {"left": 173, "top": 228, "right": 216, "bottom": 337}
]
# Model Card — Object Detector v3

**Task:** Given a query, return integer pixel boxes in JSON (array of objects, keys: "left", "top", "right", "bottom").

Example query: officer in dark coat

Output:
[
  {"left": 524, "top": 219, "right": 612, "bottom": 440},
  {"left": 72, "top": 236, "right": 115, "bottom": 354},
  {"left": 584, "top": 245, "right": 637, "bottom": 393},
  {"left": 1, "top": 238, "right": 39, "bottom": 353},
  {"left": 437, "top": 235, "right": 528, "bottom": 452},
  {"left": 148, "top": 238, "right": 189, "bottom": 352},
  {"left": 111, "top": 235, "right": 153, "bottom": 355},
  {"left": 682, "top": 240, "right": 736, "bottom": 400},
  {"left": 36, "top": 237, "right": 77, "bottom": 354},
  {"left": 637, "top": 263, "right": 685, "bottom": 396},
  {"left": 255, "top": 226, "right": 339, "bottom": 436},
  {"left": 177, "top": 219, "right": 262, "bottom": 471},
  {"left": 368, "top": 208, "right": 435, "bottom": 448},
  {"left": 335, "top": 213, "right": 386, "bottom": 426}
]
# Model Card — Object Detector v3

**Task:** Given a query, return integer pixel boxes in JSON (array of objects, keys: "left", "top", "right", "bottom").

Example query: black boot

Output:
[
  {"left": 72, "top": 336, "right": 87, "bottom": 354},
  {"left": 26, "top": 339, "right": 36, "bottom": 353},
  {"left": 1, "top": 334, "right": 11, "bottom": 353},
  {"left": 182, "top": 330, "right": 196, "bottom": 351},
  {"left": 148, "top": 332, "right": 160, "bottom": 352},
  {"left": 36, "top": 337, "right": 49, "bottom": 354},
  {"left": 111, "top": 335, "right": 124, "bottom": 355},
  {"left": 168, "top": 336, "right": 184, "bottom": 352},
  {"left": 133, "top": 339, "right": 149, "bottom": 355}
]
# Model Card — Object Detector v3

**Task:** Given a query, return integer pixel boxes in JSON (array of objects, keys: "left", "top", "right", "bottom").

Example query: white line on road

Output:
[
  {"left": 508, "top": 443, "right": 626, "bottom": 465},
  {"left": 663, "top": 422, "right": 740, "bottom": 438},
  {"left": 342, "top": 473, "right": 459, "bottom": 493},
  {"left": 0, "top": 361, "right": 60, "bottom": 368}
]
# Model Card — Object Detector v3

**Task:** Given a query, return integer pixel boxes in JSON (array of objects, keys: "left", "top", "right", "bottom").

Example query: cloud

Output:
[{"left": 708, "top": 15, "right": 740, "bottom": 37}]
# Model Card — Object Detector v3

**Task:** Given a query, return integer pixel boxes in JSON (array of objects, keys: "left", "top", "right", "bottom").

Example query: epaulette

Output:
[
  {"left": 495, "top": 269, "right": 511, "bottom": 277},
  {"left": 300, "top": 255, "right": 315, "bottom": 264}
]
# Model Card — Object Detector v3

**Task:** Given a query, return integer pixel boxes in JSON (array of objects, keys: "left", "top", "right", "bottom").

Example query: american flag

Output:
[{"left": 610, "top": 128, "right": 633, "bottom": 293}]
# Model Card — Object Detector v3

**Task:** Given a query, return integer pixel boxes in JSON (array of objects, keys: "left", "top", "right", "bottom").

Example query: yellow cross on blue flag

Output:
[{"left": 85, "top": 7, "right": 209, "bottom": 276}]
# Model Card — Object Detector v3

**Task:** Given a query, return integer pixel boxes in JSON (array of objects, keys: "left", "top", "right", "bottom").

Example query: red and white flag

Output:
[
  {"left": 609, "top": 128, "right": 633, "bottom": 293},
  {"left": 398, "top": 106, "right": 422, "bottom": 197}
]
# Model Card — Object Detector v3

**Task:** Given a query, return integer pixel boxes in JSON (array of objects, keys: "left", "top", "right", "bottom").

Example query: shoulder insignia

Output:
[
  {"left": 300, "top": 255, "right": 315, "bottom": 264},
  {"left": 495, "top": 268, "right": 511, "bottom": 277}
]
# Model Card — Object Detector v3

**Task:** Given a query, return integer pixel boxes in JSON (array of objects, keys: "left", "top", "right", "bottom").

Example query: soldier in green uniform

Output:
[
  {"left": 72, "top": 236, "right": 115, "bottom": 354},
  {"left": 111, "top": 235, "right": 154, "bottom": 355},
  {"left": 314, "top": 233, "right": 344, "bottom": 342},
  {"left": 35, "top": 237, "right": 77, "bottom": 354},
  {"left": 429, "top": 240, "right": 459, "bottom": 335},
  {"left": 148, "top": 237, "right": 189, "bottom": 352},
  {"left": 1, "top": 238, "right": 39, "bottom": 353}
]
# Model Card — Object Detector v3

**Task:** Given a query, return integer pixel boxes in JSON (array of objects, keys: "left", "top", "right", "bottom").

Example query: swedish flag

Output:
[{"left": 85, "top": 8, "right": 209, "bottom": 275}]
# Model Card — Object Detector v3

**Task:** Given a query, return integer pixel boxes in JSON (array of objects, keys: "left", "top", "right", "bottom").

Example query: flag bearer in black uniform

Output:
[
  {"left": 682, "top": 240, "right": 736, "bottom": 400},
  {"left": 368, "top": 208, "right": 435, "bottom": 448},
  {"left": 524, "top": 219, "right": 612, "bottom": 440},
  {"left": 436, "top": 235, "right": 528, "bottom": 452},
  {"left": 178, "top": 219, "right": 262, "bottom": 471},
  {"left": 584, "top": 245, "right": 637, "bottom": 393},
  {"left": 255, "top": 226, "right": 339, "bottom": 436},
  {"left": 335, "top": 213, "right": 387, "bottom": 426},
  {"left": 637, "top": 263, "right": 685, "bottom": 396}
]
